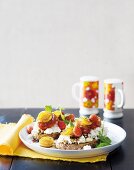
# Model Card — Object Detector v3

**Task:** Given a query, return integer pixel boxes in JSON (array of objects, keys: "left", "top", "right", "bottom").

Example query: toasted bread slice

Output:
[{"left": 56, "top": 139, "right": 98, "bottom": 150}]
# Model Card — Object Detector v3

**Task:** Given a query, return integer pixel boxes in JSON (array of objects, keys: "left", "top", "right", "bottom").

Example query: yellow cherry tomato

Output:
[
  {"left": 53, "top": 110, "right": 61, "bottom": 117},
  {"left": 36, "top": 111, "right": 52, "bottom": 123},
  {"left": 39, "top": 136, "right": 54, "bottom": 148},
  {"left": 80, "top": 116, "right": 92, "bottom": 126},
  {"left": 62, "top": 127, "right": 73, "bottom": 136}
]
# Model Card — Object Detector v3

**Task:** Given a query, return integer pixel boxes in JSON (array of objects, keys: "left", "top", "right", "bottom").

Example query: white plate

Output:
[{"left": 19, "top": 122, "right": 126, "bottom": 158}]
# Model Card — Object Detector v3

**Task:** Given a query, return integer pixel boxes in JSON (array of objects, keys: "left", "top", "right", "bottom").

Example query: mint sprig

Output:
[{"left": 97, "top": 128, "right": 111, "bottom": 148}]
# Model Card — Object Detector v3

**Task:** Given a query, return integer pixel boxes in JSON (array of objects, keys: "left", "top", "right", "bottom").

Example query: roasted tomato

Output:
[
  {"left": 46, "top": 114, "right": 57, "bottom": 128},
  {"left": 81, "top": 126, "right": 90, "bottom": 134},
  {"left": 58, "top": 120, "right": 66, "bottom": 130},
  {"left": 65, "top": 114, "right": 75, "bottom": 122},
  {"left": 89, "top": 114, "right": 101, "bottom": 129},
  {"left": 26, "top": 125, "right": 33, "bottom": 134},
  {"left": 38, "top": 122, "right": 48, "bottom": 130},
  {"left": 38, "top": 114, "right": 57, "bottom": 130},
  {"left": 73, "top": 125, "right": 82, "bottom": 137}
]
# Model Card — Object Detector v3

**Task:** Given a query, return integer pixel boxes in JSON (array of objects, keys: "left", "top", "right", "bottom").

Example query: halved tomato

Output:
[
  {"left": 81, "top": 126, "right": 90, "bottom": 134},
  {"left": 38, "top": 114, "right": 57, "bottom": 130},
  {"left": 73, "top": 125, "right": 82, "bottom": 137},
  {"left": 26, "top": 125, "right": 33, "bottom": 134},
  {"left": 47, "top": 114, "right": 57, "bottom": 128},
  {"left": 38, "top": 122, "right": 48, "bottom": 130},
  {"left": 89, "top": 114, "right": 101, "bottom": 129},
  {"left": 65, "top": 114, "right": 75, "bottom": 122},
  {"left": 58, "top": 120, "right": 66, "bottom": 130}
]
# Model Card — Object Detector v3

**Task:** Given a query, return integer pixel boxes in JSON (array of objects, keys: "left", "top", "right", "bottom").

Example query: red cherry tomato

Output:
[
  {"left": 89, "top": 114, "right": 101, "bottom": 129},
  {"left": 81, "top": 126, "right": 90, "bottom": 134},
  {"left": 73, "top": 125, "right": 82, "bottom": 137},
  {"left": 58, "top": 120, "right": 66, "bottom": 130},
  {"left": 47, "top": 114, "right": 57, "bottom": 128},
  {"left": 38, "top": 114, "right": 57, "bottom": 130},
  {"left": 65, "top": 114, "right": 75, "bottom": 122},
  {"left": 38, "top": 122, "right": 48, "bottom": 130},
  {"left": 26, "top": 125, "right": 33, "bottom": 134}
]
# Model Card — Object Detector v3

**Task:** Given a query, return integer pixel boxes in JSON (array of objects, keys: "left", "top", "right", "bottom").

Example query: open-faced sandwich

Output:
[
  {"left": 28, "top": 106, "right": 75, "bottom": 141},
  {"left": 27, "top": 106, "right": 111, "bottom": 150},
  {"left": 56, "top": 115, "right": 100, "bottom": 150}
]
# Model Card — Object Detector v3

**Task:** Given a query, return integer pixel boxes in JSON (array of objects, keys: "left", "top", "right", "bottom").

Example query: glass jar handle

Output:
[
  {"left": 117, "top": 89, "right": 125, "bottom": 108},
  {"left": 72, "top": 83, "right": 80, "bottom": 102}
]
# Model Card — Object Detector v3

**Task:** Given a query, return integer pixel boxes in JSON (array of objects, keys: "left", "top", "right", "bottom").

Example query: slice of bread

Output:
[{"left": 56, "top": 139, "right": 98, "bottom": 150}]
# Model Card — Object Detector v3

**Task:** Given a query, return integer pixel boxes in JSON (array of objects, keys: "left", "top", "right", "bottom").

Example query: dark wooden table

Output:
[{"left": 0, "top": 108, "right": 133, "bottom": 170}]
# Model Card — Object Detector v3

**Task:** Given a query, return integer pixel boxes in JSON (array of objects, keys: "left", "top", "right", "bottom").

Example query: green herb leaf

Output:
[
  {"left": 97, "top": 142, "right": 110, "bottom": 148},
  {"left": 69, "top": 121, "right": 74, "bottom": 127},
  {"left": 45, "top": 105, "right": 52, "bottom": 112},
  {"left": 99, "top": 135, "right": 111, "bottom": 144},
  {"left": 64, "top": 119, "right": 69, "bottom": 125},
  {"left": 61, "top": 112, "right": 65, "bottom": 120},
  {"left": 96, "top": 127, "right": 111, "bottom": 148}
]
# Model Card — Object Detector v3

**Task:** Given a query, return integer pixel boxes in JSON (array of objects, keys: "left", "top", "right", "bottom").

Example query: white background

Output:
[{"left": 0, "top": 0, "right": 133, "bottom": 108}]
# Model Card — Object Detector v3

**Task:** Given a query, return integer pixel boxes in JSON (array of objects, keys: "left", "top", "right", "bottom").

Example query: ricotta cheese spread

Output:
[
  {"left": 44, "top": 124, "right": 61, "bottom": 134},
  {"left": 83, "top": 145, "right": 91, "bottom": 150},
  {"left": 56, "top": 135, "right": 72, "bottom": 144}
]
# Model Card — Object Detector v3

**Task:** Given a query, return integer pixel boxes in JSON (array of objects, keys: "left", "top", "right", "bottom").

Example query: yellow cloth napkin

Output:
[{"left": 0, "top": 115, "right": 107, "bottom": 163}]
